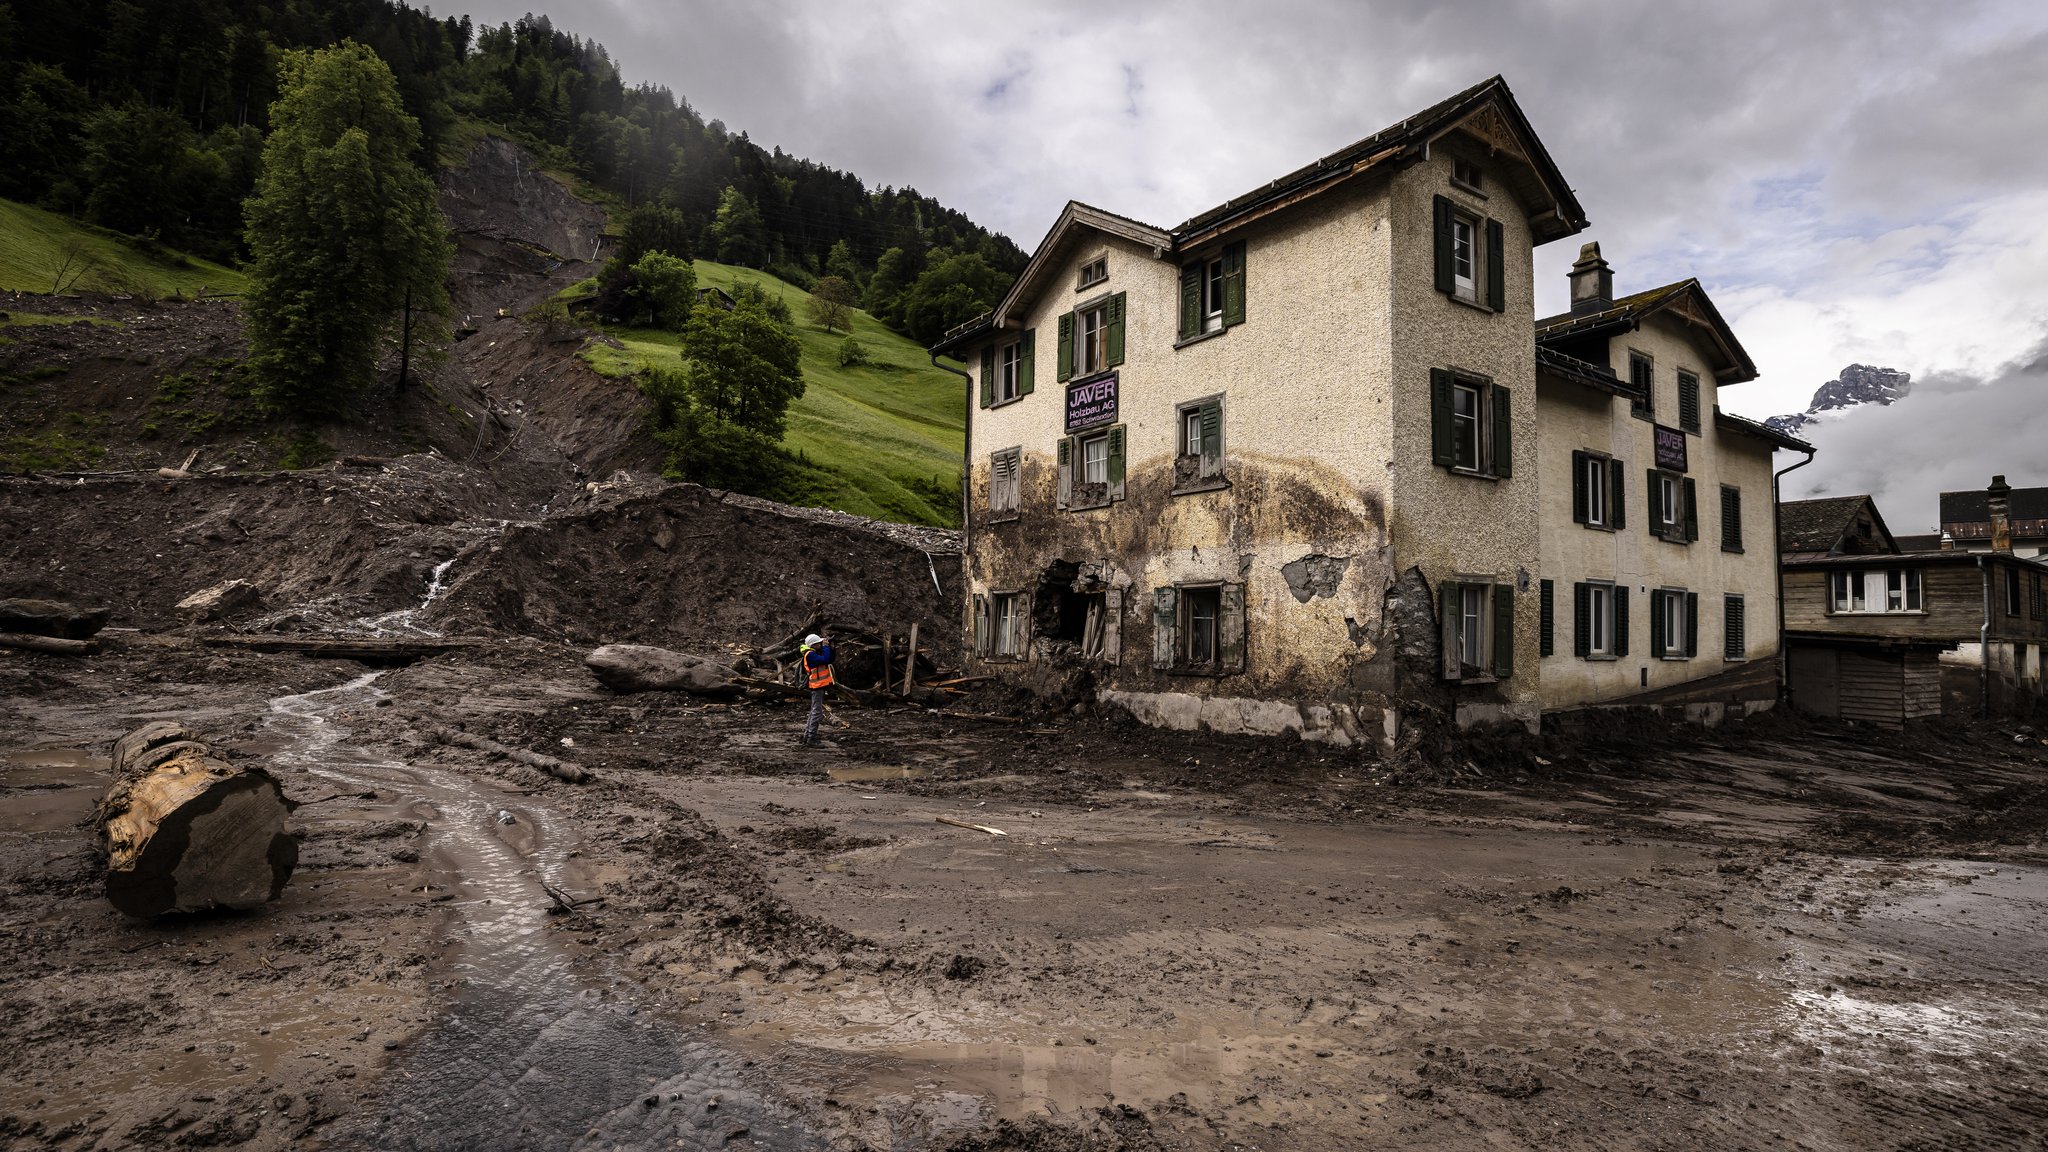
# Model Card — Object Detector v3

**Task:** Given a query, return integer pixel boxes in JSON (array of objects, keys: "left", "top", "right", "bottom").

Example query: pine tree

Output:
[
  {"left": 711, "top": 186, "right": 767, "bottom": 267},
  {"left": 241, "top": 43, "right": 451, "bottom": 419}
]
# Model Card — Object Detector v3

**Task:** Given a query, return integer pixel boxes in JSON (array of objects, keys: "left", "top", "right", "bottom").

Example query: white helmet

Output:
[{"left": 804, "top": 633, "right": 824, "bottom": 646}]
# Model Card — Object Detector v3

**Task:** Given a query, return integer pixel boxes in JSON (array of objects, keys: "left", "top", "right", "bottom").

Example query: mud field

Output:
[{"left": 4, "top": 621, "right": 2047, "bottom": 1151}]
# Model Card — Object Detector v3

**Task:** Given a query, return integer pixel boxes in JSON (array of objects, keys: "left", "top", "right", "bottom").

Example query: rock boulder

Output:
[{"left": 585, "top": 644, "right": 743, "bottom": 696}]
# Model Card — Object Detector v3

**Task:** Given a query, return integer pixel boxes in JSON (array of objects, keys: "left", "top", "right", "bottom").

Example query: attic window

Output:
[
  {"left": 1077, "top": 257, "right": 1107, "bottom": 290},
  {"left": 1452, "top": 157, "right": 1483, "bottom": 192}
]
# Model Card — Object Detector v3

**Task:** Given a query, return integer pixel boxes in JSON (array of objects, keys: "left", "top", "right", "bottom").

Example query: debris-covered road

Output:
[{"left": 5, "top": 636, "right": 2046, "bottom": 1151}]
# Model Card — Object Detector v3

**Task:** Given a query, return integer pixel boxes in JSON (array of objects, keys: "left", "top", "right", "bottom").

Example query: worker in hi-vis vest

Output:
[{"left": 800, "top": 632, "right": 834, "bottom": 745}]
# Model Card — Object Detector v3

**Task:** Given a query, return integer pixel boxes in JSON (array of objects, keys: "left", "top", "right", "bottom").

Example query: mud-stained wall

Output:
[
  {"left": 1537, "top": 310, "right": 1781, "bottom": 708},
  {"left": 1385, "top": 144, "right": 1545, "bottom": 725},
  {"left": 961, "top": 184, "right": 1402, "bottom": 737}
]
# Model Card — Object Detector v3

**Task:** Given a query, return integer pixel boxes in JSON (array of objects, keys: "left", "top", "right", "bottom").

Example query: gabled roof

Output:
[
  {"left": 1940, "top": 484, "right": 2048, "bottom": 532},
  {"left": 1716, "top": 409, "right": 1812, "bottom": 453},
  {"left": 1778, "top": 495, "right": 1899, "bottom": 560},
  {"left": 934, "top": 75, "right": 1590, "bottom": 356},
  {"left": 1536, "top": 279, "right": 1759, "bottom": 384}
]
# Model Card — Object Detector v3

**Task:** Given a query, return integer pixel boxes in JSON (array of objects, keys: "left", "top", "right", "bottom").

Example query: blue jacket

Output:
[{"left": 803, "top": 643, "right": 833, "bottom": 669}]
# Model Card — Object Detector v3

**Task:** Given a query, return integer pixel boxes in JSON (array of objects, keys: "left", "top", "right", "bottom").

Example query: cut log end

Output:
[{"left": 97, "top": 722, "right": 298, "bottom": 918}]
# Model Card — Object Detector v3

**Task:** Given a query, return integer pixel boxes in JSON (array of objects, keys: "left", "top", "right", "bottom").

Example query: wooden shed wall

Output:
[
  {"left": 1837, "top": 650, "right": 1904, "bottom": 727},
  {"left": 1902, "top": 650, "right": 1942, "bottom": 720}
]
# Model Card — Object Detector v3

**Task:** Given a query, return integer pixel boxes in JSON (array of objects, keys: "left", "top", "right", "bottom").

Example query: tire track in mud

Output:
[{"left": 258, "top": 673, "right": 823, "bottom": 1151}]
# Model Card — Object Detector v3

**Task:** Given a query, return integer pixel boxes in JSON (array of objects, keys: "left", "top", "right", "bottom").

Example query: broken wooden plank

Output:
[
  {"left": 429, "top": 726, "right": 591, "bottom": 783},
  {"left": 0, "top": 632, "right": 100, "bottom": 656},
  {"left": 937, "top": 710, "right": 1028, "bottom": 725},
  {"left": 201, "top": 636, "right": 481, "bottom": 663},
  {"left": 902, "top": 622, "right": 919, "bottom": 698},
  {"left": 936, "top": 815, "right": 1007, "bottom": 837}
]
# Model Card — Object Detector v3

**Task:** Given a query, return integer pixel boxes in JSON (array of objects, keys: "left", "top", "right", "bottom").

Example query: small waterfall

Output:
[{"left": 355, "top": 556, "right": 462, "bottom": 637}]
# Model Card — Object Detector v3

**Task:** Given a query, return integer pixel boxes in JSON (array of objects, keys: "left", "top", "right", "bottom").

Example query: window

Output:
[
  {"left": 1058, "top": 294, "right": 1124, "bottom": 381},
  {"left": 1432, "top": 196, "right": 1504, "bottom": 311},
  {"left": 1178, "top": 243, "right": 1245, "bottom": 341},
  {"left": 1572, "top": 451, "right": 1623, "bottom": 530},
  {"left": 1629, "top": 352, "right": 1654, "bottom": 417},
  {"left": 1721, "top": 485, "right": 1743, "bottom": 552},
  {"left": 1572, "top": 581, "right": 1628, "bottom": 660},
  {"left": 1830, "top": 569, "right": 1922, "bottom": 614},
  {"left": 1451, "top": 156, "right": 1483, "bottom": 191},
  {"left": 1650, "top": 589, "right": 1697, "bottom": 659},
  {"left": 1431, "top": 369, "right": 1511, "bottom": 478},
  {"left": 2034, "top": 573, "right": 2047, "bottom": 618},
  {"left": 1151, "top": 583, "right": 1245, "bottom": 674},
  {"left": 1678, "top": 371, "right": 1702, "bottom": 434},
  {"left": 1174, "top": 395, "right": 1225, "bottom": 490},
  {"left": 975, "top": 591, "right": 1030, "bottom": 660},
  {"left": 1540, "top": 579, "right": 1555, "bottom": 657},
  {"left": 1056, "top": 424, "right": 1126, "bottom": 509},
  {"left": 1077, "top": 257, "right": 1107, "bottom": 290},
  {"left": 2008, "top": 567, "right": 2024, "bottom": 616},
  {"left": 1440, "top": 578, "right": 1514, "bottom": 681},
  {"left": 1078, "top": 305, "right": 1107, "bottom": 376},
  {"left": 987, "top": 447, "right": 1020, "bottom": 516},
  {"left": 1647, "top": 469, "right": 1696, "bottom": 543},
  {"left": 977, "top": 330, "right": 1034, "bottom": 409},
  {"left": 1724, "top": 594, "right": 1746, "bottom": 661}
]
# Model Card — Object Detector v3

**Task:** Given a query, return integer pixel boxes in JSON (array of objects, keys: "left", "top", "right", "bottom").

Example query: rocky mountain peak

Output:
[{"left": 1765, "top": 364, "right": 1912, "bottom": 435}]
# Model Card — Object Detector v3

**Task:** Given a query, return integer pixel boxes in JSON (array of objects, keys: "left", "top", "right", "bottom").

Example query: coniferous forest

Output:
[{"left": 0, "top": 0, "right": 1026, "bottom": 346}]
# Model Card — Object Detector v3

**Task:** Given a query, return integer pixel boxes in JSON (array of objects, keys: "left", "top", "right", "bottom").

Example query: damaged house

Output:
[{"left": 932, "top": 76, "right": 1808, "bottom": 744}]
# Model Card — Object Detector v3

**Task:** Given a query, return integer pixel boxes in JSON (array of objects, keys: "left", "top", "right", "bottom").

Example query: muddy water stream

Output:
[{"left": 261, "top": 674, "right": 821, "bottom": 1151}]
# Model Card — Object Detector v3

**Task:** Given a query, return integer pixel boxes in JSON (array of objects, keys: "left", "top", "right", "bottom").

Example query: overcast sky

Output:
[{"left": 454, "top": 1, "right": 2048, "bottom": 461}]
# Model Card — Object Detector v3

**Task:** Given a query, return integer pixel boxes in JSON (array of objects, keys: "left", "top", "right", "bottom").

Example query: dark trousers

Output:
[{"left": 805, "top": 688, "right": 825, "bottom": 742}]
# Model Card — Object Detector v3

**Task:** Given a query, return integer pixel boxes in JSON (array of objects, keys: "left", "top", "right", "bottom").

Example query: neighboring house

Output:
[
  {"left": 1780, "top": 485, "right": 2048, "bottom": 724},
  {"left": 1939, "top": 478, "right": 2048, "bottom": 558},
  {"left": 931, "top": 76, "right": 1805, "bottom": 746}
]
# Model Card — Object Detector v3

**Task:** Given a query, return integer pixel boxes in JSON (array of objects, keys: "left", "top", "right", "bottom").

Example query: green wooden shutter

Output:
[
  {"left": 1432, "top": 195, "right": 1455, "bottom": 295},
  {"left": 1105, "top": 293, "right": 1126, "bottom": 366},
  {"left": 1492, "top": 583, "right": 1514, "bottom": 679},
  {"left": 1106, "top": 424, "right": 1126, "bottom": 499},
  {"left": 1683, "top": 477, "right": 1699, "bottom": 541},
  {"left": 1612, "top": 586, "right": 1629, "bottom": 657},
  {"left": 1485, "top": 218, "right": 1505, "bottom": 312},
  {"left": 1721, "top": 486, "right": 1741, "bottom": 551},
  {"left": 1650, "top": 590, "right": 1666, "bottom": 656},
  {"left": 1540, "top": 579, "right": 1555, "bottom": 657},
  {"left": 1609, "top": 460, "right": 1626, "bottom": 530},
  {"left": 1490, "top": 385, "right": 1512, "bottom": 477},
  {"left": 973, "top": 594, "right": 989, "bottom": 656},
  {"left": 1571, "top": 451, "right": 1589, "bottom": 524},
  {"left": 1724, "top": 595, "right": 1744, "bottom": 660},
  {"left": 1179, "top": 264, "right": 1202, "bottom": 340},
  {"left": 1685, "top": 592, "right": 1699, "bottom": 658},
  {"left": 979, "top": 345, "right": 994, "bottom": 408},
  {"left": 1018, "top": 329, "right": 1035, "bottom": 396},
  {"left": 1218, "top": 583, "right": 1246, "bottom": 673},
  {"left": 1646, "top": 468, "right": 1661, "bottom": 534},
  {"left": 1055, "top": 437, "right": 1071, "bottom": 509},
  {"left": 1439, "top": 580, "right": 1464, "bottom": 680},
  {"left": 1221, "top": 241, "right": 1246, "bottom": 327},
  {"left": 1679, "top": 374, "right": 1701, "bottom": 432},
  {"left": 1056, "top": 311, "right": 1074, "bottom": 382},
  {"left": 1430, "top": 369, "right": 1456, "bottom": 467},
  {"left": 1199, "top": 397, "right": 1222, "bottom": 477},
  {"left": 1573, "top": 582, "right": 1591, "bottom": 658},
  {"left": 1152, "top": 586, "right": 1178, "bottom": 670}
]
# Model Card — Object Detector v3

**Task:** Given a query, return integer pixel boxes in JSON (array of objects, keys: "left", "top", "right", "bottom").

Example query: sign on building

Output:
[
  {"left": 1065, "top": 374, "right": 1118, "bottom": 432},
  {"left": 1654, "top": 424, "right": 1688, "bottom": 472}
]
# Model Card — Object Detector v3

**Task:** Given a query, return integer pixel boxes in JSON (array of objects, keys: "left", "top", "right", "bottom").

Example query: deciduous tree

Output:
[{"left": 807, "top": 274, "right": 856, "bottom": 333}]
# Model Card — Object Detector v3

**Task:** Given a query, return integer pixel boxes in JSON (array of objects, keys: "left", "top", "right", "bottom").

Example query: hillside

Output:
[
  {"left": 582, "top": 261, "right": 968, "bottom": 527},
  {"left": 0, "top": 199, "right": 247, "bottom": 300}
]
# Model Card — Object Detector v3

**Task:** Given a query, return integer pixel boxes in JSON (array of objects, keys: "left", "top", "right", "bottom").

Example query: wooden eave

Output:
[{"left": 988, "top": 202, "right": 1169, "bottom": 331}]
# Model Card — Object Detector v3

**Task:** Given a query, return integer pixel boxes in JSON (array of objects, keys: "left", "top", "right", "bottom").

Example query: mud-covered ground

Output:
[{"left": 5, "top": 637, "right": 2046, "bottom": 1151}]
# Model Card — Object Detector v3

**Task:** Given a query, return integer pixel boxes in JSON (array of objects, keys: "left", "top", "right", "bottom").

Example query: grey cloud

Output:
[{"left": 1784, "top": 342, "right": 2048, "bottom": 531}]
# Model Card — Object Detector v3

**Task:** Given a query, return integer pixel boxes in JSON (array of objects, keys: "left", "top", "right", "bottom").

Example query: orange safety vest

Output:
[{"left": 804, "top": 649, "right": 834, "bottom": 690}]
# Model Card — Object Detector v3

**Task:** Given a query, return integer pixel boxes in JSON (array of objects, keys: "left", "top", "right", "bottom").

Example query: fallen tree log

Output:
[
  {"left": 0, "top": 632, "right": 100, "bottom": 655},
  {"left": 200, "top": 636, "right": 480, "bottom": 664},
  {"left": 93, "top": 721, "right": 297, "bottom": 918},
  {"left": 429, "top": 726, "right": 592, "bottom": 783},
  {"left": 586, "top": 644, "right": 743, "bottom": 696},
  {"left": 0, "top": 598, "right": 110, "bottom": 639}
]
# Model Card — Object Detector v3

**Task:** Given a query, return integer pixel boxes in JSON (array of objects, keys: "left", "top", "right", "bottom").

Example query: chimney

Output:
[
  {"left": 1569, "top": 241, "right": 1614, "bottom": 315},
  {"left": 1939, "top": 530, "right": 1954, "bottom": 551},
  {"left": 1988, "top": 474, "right": 2013, "bottom": 553}
]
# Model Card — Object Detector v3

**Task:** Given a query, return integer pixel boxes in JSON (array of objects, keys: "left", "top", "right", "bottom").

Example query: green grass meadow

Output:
[
  {"left": 582, "top": 261, "right": 970, "bottom": 527},
  {"left": 0, "top": 198, "right": 248, "bottom": 299}
]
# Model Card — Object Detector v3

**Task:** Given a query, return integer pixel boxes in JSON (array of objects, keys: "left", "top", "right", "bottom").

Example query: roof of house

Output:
[
  {"left": 934, "top": 75, "right": 1589, "bottom": 356},
  {"left": 1536, "top": 279, "right": 1759, "bottom": 383},
  {"left": 1892, "top": 533, "right": 1943, "bottom": 553},
  {"left": 1716, "top": 409, "right": 1813, "bottom": 453},
  {"left": 1778, "top": 494, "right": 1898, "bottom": 560},
  {"left": 1940, "top": 484, "right": 2048, "bottom": 536}
]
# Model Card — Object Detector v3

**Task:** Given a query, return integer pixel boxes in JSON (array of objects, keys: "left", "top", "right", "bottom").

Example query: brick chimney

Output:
[
  {"left": 1568, "top": 241, "right": 1614, "bottom": 316},
  {"left": 1939, "top": 530, "right": 1955, "bottom": 551},
  {"left": 1988, "top": 474, "right": 2013, "bottom": 553}
]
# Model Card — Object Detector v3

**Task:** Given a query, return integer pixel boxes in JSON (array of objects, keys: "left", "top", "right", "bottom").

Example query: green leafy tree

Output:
[
  {"left": 710, "top": 186, "right": 766, "bottom": 267},
  {"left": 862, "top": 245, "right": 923, "bottom": 330},
  {"left": 899, "top": 250, "right": 1003, "bottom": 346},
  {"left": 807, "top": 274, "right": 857, "bottom": 333},
  {"left": 679, "top": 287, "right": 803, "bottom": 438},
  {"left": 628, "top": 250, "right": 696, "bottom": 329},
  {"left": 242, "top": 43, "right": 452, "bottom": 418},
  {"left": 823, "top": 239, "right": 863, "bottom": 287},
  {"left": 616, "top": 202, "right": 691, "bottom": 266}
]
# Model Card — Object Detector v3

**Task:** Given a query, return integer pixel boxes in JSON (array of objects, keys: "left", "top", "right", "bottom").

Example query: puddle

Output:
[
  {"left": 256, "top": 673, "right": 820, "bottom": 1150},
  {"left": 1, "top": 746, "right": 111, "bottom": 833},
  {"left": 826, "top": 764, "right": 928, "bottom": 783}
]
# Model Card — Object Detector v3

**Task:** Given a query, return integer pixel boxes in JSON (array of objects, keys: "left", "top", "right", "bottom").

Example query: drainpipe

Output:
[
  {"left": 1772, "top": 447, "right": 1816, "bottom": 701},
  {"left": 1978, "top": 554, "right": 1992, "bottom": 717}
]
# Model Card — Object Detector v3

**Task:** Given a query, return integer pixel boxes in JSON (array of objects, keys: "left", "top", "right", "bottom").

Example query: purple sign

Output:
[
  {"left": 1654, "top": 424, "right": 1688, "bottom": 472},
  {"left": 1065, "top": 373, "right": 1118, "bottom": 432}
]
